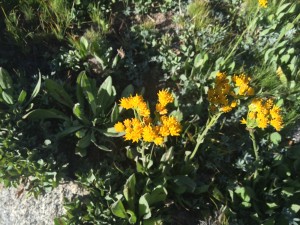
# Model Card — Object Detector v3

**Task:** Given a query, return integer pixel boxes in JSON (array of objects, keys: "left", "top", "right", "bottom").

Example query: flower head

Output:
[
  {"left": 115, "top": 90, "right": 181, "bottom": 146},
  {"left": 241, "top": 98, "right": 283, "bottom": 131},
  {"left": 258, "top": 0, "right": 267, "bottom": 8}
]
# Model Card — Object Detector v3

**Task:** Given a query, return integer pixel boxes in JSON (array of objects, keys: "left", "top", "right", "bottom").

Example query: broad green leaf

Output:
[
  {"left": 73, "top": 103, "right": 90, "bottom": 124},
  {"left": 23, "top": 109, "right": 69, "bottom": 121},
  {"left": 291, "top": 204, "right": 300, "bottom": 213},
  {"left": 173, "top": 175, "right": 196, "bottom": 193},
  {"left": 75, "top": 147, "right": 87, "bottom": 157},
  {"left": 45, "top": 79, "right": 73, "bottom": 108},
  {"left": 144, "top": 218, "right": 163, "bottom": 225},
  {"left": 56, "top": 126, "right": 84, "bottom": 139},
  {"left": 91, "top": 134, "right": 112, "bottom": 151},
  {"left": 270, "top": 132, "right": 281, "bottom": 145},
  {"left": 146, "top": 185, "right": 167, "bottom": 206},
  {"left": 0, "top": 67, "right": 13, "bottom": 90},
  {"left": 2, "top": 91, "right": 13, "bottom": 105},
  {"left": 139, "top": 194, "right": 151, "bottom": 219},
  {"left": 103, "top": 127, "right": 125, "bottom": 137},
  {"left": 212, "top": 187, "right": 224, "bottom": 202},
  {"left": 111, "top": 199, "right": 128, "bottom": 219},
  {"left": 121, "top": 84, "right": 134, "bottom": 98},
  {"left": 160, "top": 147, "right": 174, "bottom": 162},
  {"left": 79, "top": 72, "right": 97, "bottom": 115},
  {"left": 235, "top": 186, "right": 251, "bottom": 202},
  {"left": 276, "top": 3, "right": 291, "bottom": 16},
  {"left": 126, "top": 210, "right": 137, "bottom": 224},
  {"left": 17, "top": 90, "right": 27, "bottom": 104},
  {"left": 194, "top": 53, "right": 207, "bottom": 68},
  {"left": 123, "top": 174, "right": 136, "bottom": 210},
  {"left": 80, "top": 36, "right": 89, "bottom": 50},
  {"left": 76, "top": 131, "right": 92, "bottom": 149},
  {"left": 97, "top": 76, "right": 116, "bottom": 112},
  {"left": 76, "top": 72, "right": 86, "bottom": 107}
]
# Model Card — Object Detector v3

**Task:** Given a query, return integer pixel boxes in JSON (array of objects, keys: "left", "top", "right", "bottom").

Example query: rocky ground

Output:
[{"left": 0, "top": 182, "right": 88, "bottom": 225}]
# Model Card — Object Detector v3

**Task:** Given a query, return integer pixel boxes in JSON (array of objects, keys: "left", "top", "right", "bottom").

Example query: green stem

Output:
[
  {"left": 190, "top": 113, "right": 222, "bottom": 160},
  {"left": 249, "top": 128, "right": 259, "bottom": 178},
  {"left": 249, "top": 129, "right": 259, "bottom": 161}
]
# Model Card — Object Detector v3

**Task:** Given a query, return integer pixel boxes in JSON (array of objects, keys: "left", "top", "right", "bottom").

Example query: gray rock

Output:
[{"left": 0, "top": 182, "right": 88, "bottom": 225}]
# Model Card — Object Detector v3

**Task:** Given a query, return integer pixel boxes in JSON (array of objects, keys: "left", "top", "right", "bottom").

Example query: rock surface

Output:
[{"left": 0, "top": 182, "right": 87, "bottom": 225}]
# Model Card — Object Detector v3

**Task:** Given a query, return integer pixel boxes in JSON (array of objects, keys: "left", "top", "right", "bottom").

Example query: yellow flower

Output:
[
  {"left": 114, "top": 122, "right": 125, "bottom": 132},
  {"left": 156, "top": 103, "right": 168, "bottom": 115},
  {"left": 258, "top": 0, "right": 267, "bottom": 8},
  {"left": 240, "top": 118, "right": 247, "bottom": 124},
  {"left": 158, "top": 89, "right": 174, "bottom": 107},
  {"left": 160, "top": 116, "right": 181, "bottom": 136},
  {"left": 270, "top": 118, "right": 283, "bottom": 131},
  {"left": 154, "top": 136, "right": 164, "bottom": 145},
  {"left": 243, "top": 98, "right": 283, "bottom": 131},
  {"left": 220, "top": 106, "right": 233, "bottom": 113},
  {"left": 142, "top": 124, "right": 157, "bottom": 142},
  {"left": 232, "top": 74, "right": 254, "bottom": 96},
  {"left": 120, "top": 97, "right": 132, "bottom": 109}
]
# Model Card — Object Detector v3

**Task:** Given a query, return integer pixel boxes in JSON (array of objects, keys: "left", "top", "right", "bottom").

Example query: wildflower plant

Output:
[
  {"left": 114, "top": 90, "right": 181, "bottom": 146},
  {"left": 190, "top": 71, "right": 255, "bottom": 159}
]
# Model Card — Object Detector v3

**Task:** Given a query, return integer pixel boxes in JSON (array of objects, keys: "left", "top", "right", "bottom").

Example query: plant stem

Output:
[
  {"left": 249, "top": 128, "right": 259, "bottom": 178},
  {"left": 249, "top": 129, "right": 259, "bottom": 161},
  {"left": 190, "top": 112, "right": 222, "bottom": 160}
]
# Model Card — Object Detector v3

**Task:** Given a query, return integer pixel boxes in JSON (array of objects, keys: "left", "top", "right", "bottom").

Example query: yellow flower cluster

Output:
[
  {"left": 241, "top": 98, "right": 283, "bottom": 131},
  {"left": 258, "top": 0, "right": 267, "bottom": 8},
  {"left": 156, "top": 89, "right": 174, "bottom": 115},
  {"left": 119, "top": 94, "right": 150, "bottom": 117},
  {"left": 208, "top": 72, "right": 254, "bottom": 113},
  {"left": 115, "top": 90, "right": 181, "bottom": 145},
  {"left": 232, "top": 74, "right": 255, "bottom": 96}
]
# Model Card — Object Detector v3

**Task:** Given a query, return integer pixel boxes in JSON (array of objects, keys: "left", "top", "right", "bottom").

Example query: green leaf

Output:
[
  {"left": 291, "top": 204, "right": 300, "bottom": 213},
  {"left": 73, "top": 103, "right": 90, "bottom": 124},
  {"left": 111, "top": 199, "right": 128, "bottom": 219},
  {"left": 80, "top": 36, "right": 89, "bottom": 50},
  {"left": 123, "top": 174, "right": 136, "bottom": 210},
  {"left": 75, "top": 147, "right": 87, "bottom": 157},
  {"left": 2, "top": 91, "right": 13, "bottom": 105},
  {"left": 194, "top": 53, "right": 207, "bottom": 68},
  {"left": 45, "top": 79, "right": 74, "bottom": 108},
  {"left": 17, "top": 90, "right": 27, "bottom": 104},
  {"left": 103, "top": 127, "right": 125, "bottom": 137},
  {"left": 0, "top": 67, "right": 13, "bottom": 90},
  {"left": 212, "top": 187, "right": 224, "bottom": 202},
  {"left": 139, "top": 194, "right": 151, "bottom": 219},
  {"left": 270, "top": 132, "right": 281, "bottom": 145},
  {"left": 27, "top": 72, "right": 41, "bottom": 104},
  {"left": 97, "top": 76, "right": 116, "bottom": 112},
  {"left": 76, "top": 131, "right": 92, "bottom": 149},
  {"left": 76, "top": 72, "right": 86, "bottom": 107},
  {"left": 126, "top": 210, "right": 137, "bottom": 224},
  {"left": 173, "top": 175, "right": 196, "bottom": 194},
  {"left": 144, "top": 218, "right": 163, "bottom": 225},
  {"left": 276, "top": 3, "right": 291, "bottom": 16},
  {"left": 235, "top": 186, "right": 251, "bottom": 202},
  {"left": 121, "top": 84, "right": 134, "bottom": 98},
  {"left": 110, "top": 103, "right": 119, "bottom": 123},
  {"left": 23, "top": 109, "right": 69, "bottom": 121},
  {"left": 79, "top": 72, "right": 97, "bottom": 115},
  {"left": 56, "top": 126, "right": 84, "bottom": 139},
  {"left": 146, "top": 185, "right": 167, "bottom": 206}
]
